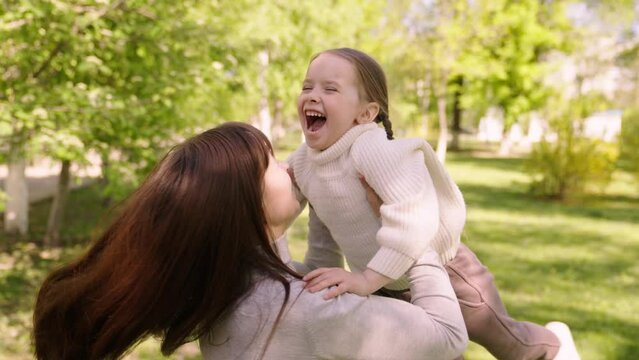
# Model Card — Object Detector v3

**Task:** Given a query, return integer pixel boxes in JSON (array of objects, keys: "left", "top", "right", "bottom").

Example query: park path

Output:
[{"left": 0, "top": 160, "right": 100, "bottom": 204}]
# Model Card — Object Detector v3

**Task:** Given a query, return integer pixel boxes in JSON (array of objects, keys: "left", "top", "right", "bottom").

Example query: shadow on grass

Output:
[
  {"left": 449, "top": 153, "right": 527, "bottom": 173},
  {"left": 466, "top": 216, "right": 639, "bottom": 279},
  {"left": 505, "top": 301, "right": 639, "bottom": 359},
  {"left": 460, "top": 183, "right": 639, "bottom": 224},
  {"left": 463, "top": 214, "right": 639, "bottom": 359}
]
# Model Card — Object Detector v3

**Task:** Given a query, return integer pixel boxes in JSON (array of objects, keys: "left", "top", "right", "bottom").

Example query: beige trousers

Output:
[{"left": 445, "top": 244, "right": 560, "bottom": 360}]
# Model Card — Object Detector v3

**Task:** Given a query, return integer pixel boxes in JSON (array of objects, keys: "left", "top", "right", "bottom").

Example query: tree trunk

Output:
[
  {"left": 257, "top": 50, "right": 272, "bottom": 140},
  {"left": 498, "top": 134, "right": 513, "bottom": 156},
  {"left": 4, "top": 145, "right": 28, "bottom": 236},
  {"left": 100, "top": 153, "right": 112, "bottom": 208},
  {"left": 416, "top": 78, "right": 431, "bottom": 138},
  {"left": 271, "top": 98, "right": 284, "bottom": 147},
  {"left": 498, "top": 107, "right": 512, "bottom": 156},
  {"left": 498, "top": 109, "right": 513, "bottom": 156},
  {"left": 436, "top": 95, "right": 448, "bottom": 164},
  {"left": 44, "top": 160, "right": 71, "bottom": 247},
  {"left": 450, "top": 75, "right": 464, "bottom": 151}
]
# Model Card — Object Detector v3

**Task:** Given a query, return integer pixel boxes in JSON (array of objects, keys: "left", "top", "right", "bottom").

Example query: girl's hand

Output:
[
  {"left": 304, "top": 268, "right": 371, "bottom": 299},
  {"left": 303, "top": 267, "right": 392, "bottom": 300}
]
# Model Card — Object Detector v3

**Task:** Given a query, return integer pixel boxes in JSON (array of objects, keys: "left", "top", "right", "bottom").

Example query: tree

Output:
[
  {"left": 202, "top": 0, "right": 387, "bottom": 145},
  {"left": 459, "top": 0, "right": 574, "bottom": 155},
  {"left": 1, "top": 0, "right": 227, "bottom": 243},
  {"left": 396, "top": 0, "right": 473, "bottom": 162}
]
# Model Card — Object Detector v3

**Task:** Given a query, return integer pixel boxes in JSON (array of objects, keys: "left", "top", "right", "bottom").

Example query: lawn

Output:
[
  {"left": 286, "top": 153, "right": 639, "bottom": 360},
  {"left": 1, "top": 152, "right": 637, "bottom": 359}
]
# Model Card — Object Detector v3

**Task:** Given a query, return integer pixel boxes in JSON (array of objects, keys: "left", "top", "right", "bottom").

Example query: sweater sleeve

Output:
[
  {"left": 303, "top": 249, "right": 468, "bottom": 359},
  {"left": 351, "top": 130, "right": 440, "bottom": 279}
]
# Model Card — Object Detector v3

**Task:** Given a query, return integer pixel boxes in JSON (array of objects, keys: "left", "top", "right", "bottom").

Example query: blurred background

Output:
[{"left": 1, "top": 0, "right": 638, "bottom": 359}]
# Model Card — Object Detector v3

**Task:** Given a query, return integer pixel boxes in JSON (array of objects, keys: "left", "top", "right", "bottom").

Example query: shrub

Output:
[
  {"left": 620, "top": 107, "right": 639, "bottom": 184},
  {"left": 525, "top": 102, "right": 619, "bottom": 200}
]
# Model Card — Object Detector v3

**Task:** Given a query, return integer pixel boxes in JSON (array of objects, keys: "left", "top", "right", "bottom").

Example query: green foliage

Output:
[
  {"left": 0, "top": 0, "right": 238, "bottom": 199},
  {"left": 459, "top": 0, "right": 575, "bottom": 130},
  {"left": 526, "top": 137, "right": 618, "bottom": 200},
  {"left": 620, "top": 108, "right": 639, "bottom": 184},
  {"left": 525, "top": 96, "right": 619, "bottom": 200}
]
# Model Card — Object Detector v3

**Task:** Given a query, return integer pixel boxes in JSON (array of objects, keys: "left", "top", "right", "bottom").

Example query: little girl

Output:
[{"left": 287, "top": 48, "right": 580, "bottom": 360}]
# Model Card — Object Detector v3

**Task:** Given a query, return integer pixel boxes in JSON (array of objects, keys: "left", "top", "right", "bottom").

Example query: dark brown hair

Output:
[
  {"left": 33, "top": 122, "right": 299, "bottom": 359},
  {"left": 314, "top": 48, "right": 394, "bottom": 140}
]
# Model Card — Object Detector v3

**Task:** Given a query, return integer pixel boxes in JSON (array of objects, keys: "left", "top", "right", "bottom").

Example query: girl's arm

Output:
[{"left": 351, "top": 131, "right": 440, "bottom": 281}]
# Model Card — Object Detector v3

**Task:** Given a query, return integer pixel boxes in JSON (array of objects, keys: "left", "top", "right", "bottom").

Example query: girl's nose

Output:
[{"left": 307, "top": 89, "right": 320, "bottom": 103}]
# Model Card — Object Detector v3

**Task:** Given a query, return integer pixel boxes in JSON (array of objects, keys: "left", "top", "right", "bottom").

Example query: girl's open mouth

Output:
[{"left": 305, "top": 110, "right": 326, "bottom": 132}]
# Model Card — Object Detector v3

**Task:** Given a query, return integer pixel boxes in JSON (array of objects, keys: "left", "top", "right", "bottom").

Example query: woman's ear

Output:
[{"left": 356, "top": 102, "right": 380, "bottom": 125}]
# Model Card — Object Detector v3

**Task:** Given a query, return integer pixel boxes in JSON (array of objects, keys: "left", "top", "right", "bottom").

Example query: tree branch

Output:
[{"left": 31, "top": 41, "right": 65, "bottom": 79}]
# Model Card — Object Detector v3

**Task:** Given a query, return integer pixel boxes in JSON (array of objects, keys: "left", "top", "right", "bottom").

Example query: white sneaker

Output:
[{"left": 545, "top": 321, "right": 581, "bottom": 360}]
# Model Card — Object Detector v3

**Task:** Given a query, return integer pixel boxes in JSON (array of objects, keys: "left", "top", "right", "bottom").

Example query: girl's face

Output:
[
  {"left": 297, "top": 53, "right": 371, "bottom": 151},
  {"left": 262, "top": 154, "right": 300, "bottom": 237}
]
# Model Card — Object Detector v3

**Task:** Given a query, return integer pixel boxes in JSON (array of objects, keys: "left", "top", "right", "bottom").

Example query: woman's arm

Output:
[
  {"left": 302, "top": 249, "right": 468, "bottom": 360},
  {"left": 294, "top": 207, "right": 344, "bottom": 274},
  {"left": 285, "top": 147, "right": 344, "bottom": 274},
  {"left": 273, "top": 208, "right": 344, "bottom": 275}
]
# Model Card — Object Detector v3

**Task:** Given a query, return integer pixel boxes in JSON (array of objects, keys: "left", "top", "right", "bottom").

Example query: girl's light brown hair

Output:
[
  {"left": 314, "top": 48, "right": 394, "bottom": 140},
  {"left": 33, "top": 122, "right": 299, "bottom": 359}
]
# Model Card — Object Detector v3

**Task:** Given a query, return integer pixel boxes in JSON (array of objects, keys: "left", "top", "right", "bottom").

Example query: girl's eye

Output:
[
  {"left": 326, "top": 88, "right": 337, "bottom": 92},
  {"left": 302, "top": 86, "right": 312, "bottom": 91}
]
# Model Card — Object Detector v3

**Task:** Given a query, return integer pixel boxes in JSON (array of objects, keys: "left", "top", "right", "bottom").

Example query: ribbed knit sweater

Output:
[{"left": 288, "top": 123, "right": 466, "bottom": 290}]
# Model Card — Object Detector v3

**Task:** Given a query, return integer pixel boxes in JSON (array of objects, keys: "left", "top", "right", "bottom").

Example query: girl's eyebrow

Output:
[{"left": 302, "top": 79, "right": 341, "bottom": 87}]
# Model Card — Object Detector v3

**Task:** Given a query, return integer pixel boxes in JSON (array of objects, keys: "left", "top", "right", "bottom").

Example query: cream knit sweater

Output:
[{"left": 289, "top": 123, "right": 466, "bottom": 290}]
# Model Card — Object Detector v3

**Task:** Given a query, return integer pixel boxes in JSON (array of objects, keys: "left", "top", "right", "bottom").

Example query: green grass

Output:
[
  {"left": 1, "top": 153, "right": 638, "bottom": 359},
  {"left": 287, "top": 153, "right": 639, "bottom": 360}
]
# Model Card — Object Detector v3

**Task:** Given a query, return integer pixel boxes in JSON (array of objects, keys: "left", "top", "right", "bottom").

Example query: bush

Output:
[
  {"left": 620, "top": 108, "right": 639, "bottom": 184},
  {"left": 525, "top": 106, "right": 619, "bottom": 200}
]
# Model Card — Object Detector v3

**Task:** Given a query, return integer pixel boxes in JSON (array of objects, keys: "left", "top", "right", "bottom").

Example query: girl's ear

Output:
[{"left": 356, "top": 102, "right": 380, "bottom": 125}]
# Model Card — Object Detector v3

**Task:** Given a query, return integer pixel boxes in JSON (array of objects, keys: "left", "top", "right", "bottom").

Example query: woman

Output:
[{"left": 33, "top": 122, "right": 467, "bottom": 359}]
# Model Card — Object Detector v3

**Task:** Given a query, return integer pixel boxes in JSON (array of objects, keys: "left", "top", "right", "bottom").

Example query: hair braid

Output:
[{"left": 377, "top": 113, "right": 394, "bottom": 140}]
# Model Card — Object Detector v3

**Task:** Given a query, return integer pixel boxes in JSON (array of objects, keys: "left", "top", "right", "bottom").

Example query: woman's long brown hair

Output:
[{"left": 33, "top": 122, "right": 300, "bottom": 359}]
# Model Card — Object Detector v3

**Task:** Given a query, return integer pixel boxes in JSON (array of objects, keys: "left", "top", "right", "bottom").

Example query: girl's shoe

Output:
[{"left": 545, "top": 321, "right": 581, "bottom": 360}]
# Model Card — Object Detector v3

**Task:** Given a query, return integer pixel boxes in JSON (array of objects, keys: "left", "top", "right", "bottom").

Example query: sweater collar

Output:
[{"left": 306, "top": 123, "right": 378, "bottom": 165}]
